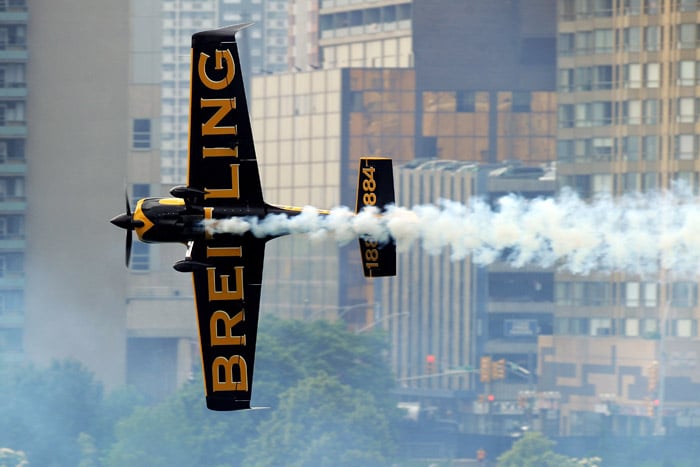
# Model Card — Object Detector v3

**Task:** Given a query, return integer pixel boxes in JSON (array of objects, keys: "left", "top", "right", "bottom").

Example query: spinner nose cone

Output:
[{"left": 111, "top": 213, "right": 133, "bottom": 230}]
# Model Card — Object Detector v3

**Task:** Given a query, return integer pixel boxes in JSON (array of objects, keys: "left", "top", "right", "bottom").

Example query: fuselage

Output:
[{"left": 129, "top": 197, "right": 326, "bottom": 244}]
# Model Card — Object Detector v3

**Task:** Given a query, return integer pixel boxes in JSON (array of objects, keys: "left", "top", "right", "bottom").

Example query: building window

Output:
[
  {"left": 643, "top": 99, "right": 660, "bottom": 125},
  {"left": 645, "top": 63, "right": 660, "bottom": 88},
  {"left": 677, "top": 97, "right": 698, "bottom": 123},
  {"left": 674, "top": 319, "right": 695, "bottom": 337},
  {"left": 678, "top": 23, "right": 700, "bottom": 49},
  {"left": 624, "top": 282, "right": 640, "bottom": 307},
  {"left": 558, "top": 33, "right": 575, "bottom": 55},
  {"left": 624, "top": 318, "right": 640, "bottom": 336},
  {"left": 456, "top": 91, "right": 475, "bottom": 112},
  {"left": 623, "top": 27, "right": 641, "bottom": 52},
  {"left": 132, "top": 118, "right": 151, "bottom": 150},
  {"left": 675, "top": 135, "right": 696, "bottom": 160},
  {"left": 678, "top": 61, "right": 699, "bottom": 86},
  {"left": 671, "top": 282, "right": 698, "bottom": 307},
  {"left": 511, "top": 91, "right": 531, "bottom": 113},
  {"left": 622, "top": 136, "right": 640, "bottom": 161},
  {"left": 624, "top": 0, "right": 642, "bottom": 14},
  {"left": 590, "top": 318, "right": 613, "bottom": 336},
  {"left": 130, "top": 184, "right": 150, "bottom": 271},
  {"left": 645, "top": 26, "right": 661, "bottom": 51}
]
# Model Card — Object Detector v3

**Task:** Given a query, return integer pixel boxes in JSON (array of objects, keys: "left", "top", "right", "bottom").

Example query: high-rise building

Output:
[
  {"left": 0, "top": 0, "right": 27, "bottom": 365},
  {"left": 160, "top": 0, "right": 291, "bottom": 185},
  {"left": 23, "top": 0, "right": 129, "bottom": 389},
  {"left": 542, "top": 0, "right": 700, "bottom": 436}
]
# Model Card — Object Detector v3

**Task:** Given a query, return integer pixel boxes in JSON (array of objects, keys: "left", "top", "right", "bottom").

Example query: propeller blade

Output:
[
  {"left": 125, "top": 190, "right": 132, "bottom": 216},
  {"left": 125, "top": 189, "right": 132, "bottom": 267},
  {"left": 126, "top": 229, "right": 133, "bottom": 268}
]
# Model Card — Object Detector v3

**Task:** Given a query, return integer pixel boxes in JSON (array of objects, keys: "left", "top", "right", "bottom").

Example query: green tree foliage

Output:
[
  {"left": 498, "top": 431, "right": 601, "bottom": 467},
  {"left": 0, "top": 360, "right": 104, "bottom": 467},
  {"left": 104, "top": 317, "right": 399, "bottom": 467},
  {"left": 245, "top": 373, "right": 395, "bottom": 467}
]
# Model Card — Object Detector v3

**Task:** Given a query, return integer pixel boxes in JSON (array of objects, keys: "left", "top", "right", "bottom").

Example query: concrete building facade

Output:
[
  {"left": 0, "top": 0, "right": 27, "bottom": 365},
  {"left": 543, "top": 0, "right": 700, "bottom": 436}
]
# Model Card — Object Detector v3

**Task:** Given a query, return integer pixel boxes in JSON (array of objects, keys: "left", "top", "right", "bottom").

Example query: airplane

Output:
[{"left": 110, "top": 24, "right": 396, "bottom": 411}]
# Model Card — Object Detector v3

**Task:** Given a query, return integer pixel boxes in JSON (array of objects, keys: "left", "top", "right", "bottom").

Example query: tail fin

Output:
[{"left": 355, "top": 157, "right": 396, "bottom": 277}]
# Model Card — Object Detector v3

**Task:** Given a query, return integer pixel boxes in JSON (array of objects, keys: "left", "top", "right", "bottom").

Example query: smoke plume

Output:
[{"left": 204, "top": 187, "right": 700, "bottom": 278}]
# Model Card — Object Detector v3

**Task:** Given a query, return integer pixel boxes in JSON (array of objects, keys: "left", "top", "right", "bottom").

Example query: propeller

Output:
[{"left": 110, "top": 190, "right": 143, "bottom": 267}]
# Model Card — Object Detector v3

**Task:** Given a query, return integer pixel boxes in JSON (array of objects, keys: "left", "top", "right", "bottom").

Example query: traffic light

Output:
[
  {"left": 648, "top": 361, "right": 659, "bottom": 393},
  {"left": 647, "top": 399, "right": 659, "bottom": 417},
  {"left": 491, "top": 359, "right": 506, "bottom": 380},
  {"left": 480, "top": 356, "right": 492, "bottom": 383},
  {"left": 426, "top": 354, "right": 436, "bottom": 374}
]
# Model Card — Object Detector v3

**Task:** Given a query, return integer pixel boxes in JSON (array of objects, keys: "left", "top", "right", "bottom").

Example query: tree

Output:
[
  {"left": 498, "top": 431, "right": 601, "bottom": 467},
  {"left": 244, "top": 373, "right": 395, "bottom": 467},
  {"left": 0, "top": 359, "right": 105, "bottom": 467},
  {"left": 104, "top": 317, "right": 400, "bottom": 466}
]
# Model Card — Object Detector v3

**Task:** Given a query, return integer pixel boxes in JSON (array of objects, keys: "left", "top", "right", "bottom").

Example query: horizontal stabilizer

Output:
[{"left": 355, "top": 157, "right": 396, "bottom": 277}]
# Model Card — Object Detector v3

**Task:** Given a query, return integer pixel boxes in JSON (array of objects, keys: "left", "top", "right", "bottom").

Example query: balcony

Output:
[
  {"left": 0, "top": 122, "right": 26, "bottom": 137},
  {"left": 0, "top": 83, "right": 25, "bottom": 99},
  {"left": 0, "top": 161, "right": 25, "bottom": 175}
]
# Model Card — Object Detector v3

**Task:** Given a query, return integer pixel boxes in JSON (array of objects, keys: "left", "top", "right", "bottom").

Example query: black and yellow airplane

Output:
[{"left": 111, "top": 24, "right": 396, "bottom": 411}]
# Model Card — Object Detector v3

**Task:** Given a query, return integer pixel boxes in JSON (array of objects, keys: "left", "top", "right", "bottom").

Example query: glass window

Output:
[
  {"left": 645, "top": 26, "right": 660, "bottom": 51},
  {"left": 624, "top": 100, "right": 642, "bottom": 124},
  {"left": 132, "top": 119, "right": 151, "bottom": 150},
  {"left": 456, "top": 91, "right": 476, "bottom": 112},
  {"left": 624, "top": 318, "right": 640, "bottom": 336},
  {"left": 642, "top": 172, "right": 658, "bottom": 191},
  {"left": 678, "top": 60, "right": 697, "bottom": 86},
  {"left": 643, "top": 135, "right": 659, "bottom": 160},
  {"left": 624, "top": 63, "right": 642, "bottom": 88},
  {"left": 624, "top": 0, "right": 641, "bottom": 14},
  {"left": 512, "top": 91, "right": 531, "bottom": 112},
  {"left": 623, "top": 27, "right": 641, "bottom": 52},
  {"left": 594, "top": 29, "right": 613, "bottom": 53},
  {"left": 675, "top": 319, "right": 695, "bottom": 337},
  {"left": 559, "top": 68, "right": 574, "bottom": 92},
  {"left": 641, "top": 319, "right": 659, "bottom": 336},
  {"left": 671, "top": 282, "right": 698, "bottom": 307},
  {"left": 622, "top": 135, "right": 639, "bottom": 161},
  {"left": 678, "top": 24, "right": 699, "bottom": 49},
  {"left": 625, "top": 282, "right": 640, "bottom": 306},
  {"left": 643, "top": 282, "right": 658, "bottom": 306},
  {"left": 675, "top": 134, "right": 696, "bottom": 160},
  {"left": 643, "top": 99, "right": 660, "bottom": 124},
  {"left": 558, "top": 33, "right": 575, "bottom": 55},
  {"left": 576, "top": 30, "right": 593, "bottom": 54},
  {"left": 677, "top": 97, "right": 697, "bottom": 123},
  {"left": 590, "top": 318, "right": 612, "bottom": 336},
  {"left": 622, "top": 172, "right": 639, "bottom": 193},
  {"left": 645, "top": 63, "right": 660, "bottom": 88},
  {"left": 595, "top": 65, "right": 613, "bottom": 89},
  {"left": 592, "top": 173, "right": 613, "bottom": 194}
]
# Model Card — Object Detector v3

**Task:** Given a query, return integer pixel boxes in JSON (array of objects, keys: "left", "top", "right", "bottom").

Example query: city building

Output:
[
  {"left": 251, "top": 67, "right": 416, "bottom": 325},
  {"left": 0, "top": 0, "right": 26, "bottom": 365},
  {"left": 23, "top": 0, "right": 129, "bottom": 389},
  {"left": 385, "top": 160, "right": 556, "bottom": 436},
  {"left": 541, "top": 0, "right": 700, "bottom": 436}
]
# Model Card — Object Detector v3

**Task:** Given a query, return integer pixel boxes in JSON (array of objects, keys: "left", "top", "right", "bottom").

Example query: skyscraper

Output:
[
  {"left": 543, "top": 0, "right": 700, "bottom": 436},
  {"left": 0, "top": 0, "right": 26, "bottom": 365}
]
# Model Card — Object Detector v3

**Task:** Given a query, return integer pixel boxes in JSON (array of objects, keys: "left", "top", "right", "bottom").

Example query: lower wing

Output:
[{"left": 189, "top": 237, "right": 265, "bottom": 411}]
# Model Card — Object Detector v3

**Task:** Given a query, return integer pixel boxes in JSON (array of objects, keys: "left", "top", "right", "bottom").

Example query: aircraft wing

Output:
[
  {"left": 187, "top": 24, "right": 263, "bottom": 208},
  {"left": 189, "top": 237, "right": 265, "bottom": 411}
]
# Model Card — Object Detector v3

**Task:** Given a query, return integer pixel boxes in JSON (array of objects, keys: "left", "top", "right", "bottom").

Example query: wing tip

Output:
[{"left": 192, "top": 23, "right": 254, "bottom": 46}]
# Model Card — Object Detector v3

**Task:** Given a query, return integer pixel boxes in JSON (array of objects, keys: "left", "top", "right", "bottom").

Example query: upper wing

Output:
[
  {"left": 188, "top": 24, "right": 263, "bottom": 207},
  {"left": 190, "top": 237, "right": 266, "bottom": 411}
]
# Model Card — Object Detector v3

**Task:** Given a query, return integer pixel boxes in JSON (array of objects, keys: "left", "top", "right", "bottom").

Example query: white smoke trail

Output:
[{"left": 203, "top": 187, "right": 700, "bottom": 278}]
